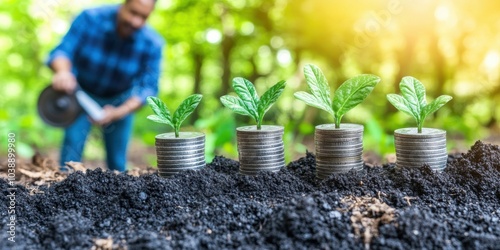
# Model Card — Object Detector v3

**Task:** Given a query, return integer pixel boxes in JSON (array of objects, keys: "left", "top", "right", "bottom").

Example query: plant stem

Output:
[
  {"left": 257, "top": 116, "right": 262, "bottom": 130},
  {"left": 335, "top": 117, "right": 340, "bottom": 129},
  {"left": 418, "top": 123, "right": 422, "bottom": 133},
  {"left": 175, "top": 129, "right": 179, "bottom": 138}
]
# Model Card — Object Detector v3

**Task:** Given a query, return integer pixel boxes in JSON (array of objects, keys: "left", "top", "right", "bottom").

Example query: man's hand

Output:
[
  {"left": 94, "top": 105, "right": 126, "bottom": 126},
  {"left": 52, "top": 71, "right": 77, "bottom": 94},
  {"left": 93, "top": 97, "right": 142, "bottom": 126}
]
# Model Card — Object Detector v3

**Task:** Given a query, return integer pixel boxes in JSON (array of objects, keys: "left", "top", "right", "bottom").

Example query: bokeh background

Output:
[{"left": 1, "top": 0, "right": 499, "bottom": 168}]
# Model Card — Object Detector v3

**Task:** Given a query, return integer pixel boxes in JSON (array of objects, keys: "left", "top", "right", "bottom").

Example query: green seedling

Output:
[
  {"left": 387, "top": 76, "right": 452, "bottom": 133},
  {"left": 294, "top": 64, "right": 380, "bottom": 128},
  {"left": 146, "top": 94, "right": 203, "bottom": 137},
  {"left": 220, "top": 77, "right": 286, "bottom": 130}
]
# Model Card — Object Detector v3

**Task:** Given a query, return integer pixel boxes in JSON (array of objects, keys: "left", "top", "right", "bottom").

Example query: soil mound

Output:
[{"left": 1, "top": 141, "right": 499, "bottom": 249}]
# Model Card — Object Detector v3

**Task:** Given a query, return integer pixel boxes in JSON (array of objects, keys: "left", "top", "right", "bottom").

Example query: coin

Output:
[
  {"left": 316, "top": 123, "right": 364, "bottom": 132},
  {"left": 394, "top": 128, "right": 446, "bottom": 137},
  {"left": 239, "top": 147, "right": 284, "bottom": 156},
  {"left": 156, "top": 148, "right": 204, "bottom": 155},
  {"left": 156, "top": 153, "right": 205, "bottom": 161},
  {"left": 238, "top": 144, "right": 284, "bottom": 150}
]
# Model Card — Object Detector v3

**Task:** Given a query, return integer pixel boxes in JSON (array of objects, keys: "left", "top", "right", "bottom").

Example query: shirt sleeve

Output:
[
  {"left": 46, "top": 11, "right": 88, "bottom": 67},
  {"left": 131, "top": 45, "right": 164, "bottom": 104}
]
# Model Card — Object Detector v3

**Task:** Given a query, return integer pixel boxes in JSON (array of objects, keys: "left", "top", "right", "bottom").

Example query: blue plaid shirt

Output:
[{"left": 47, "top": 5, "right": 164, "bottom": 104}]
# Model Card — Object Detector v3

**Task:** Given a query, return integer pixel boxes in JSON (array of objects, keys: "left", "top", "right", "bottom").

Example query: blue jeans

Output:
[{"left": 60, "top": 90, "right": 133, "bottom": 172}]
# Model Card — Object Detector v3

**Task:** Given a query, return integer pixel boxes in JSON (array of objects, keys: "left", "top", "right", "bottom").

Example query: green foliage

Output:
[
  {"left": 387, "top": 76, "right": 453, "bottom": 133},
  {"left": 220, "top": 77, "right": 286, "bottom": 129},
  {"left": 146, "top": 95, "right": 203, "bottom": 137},
  {"left": 294, "top": 64, "right": 380, "bottom": 128}
]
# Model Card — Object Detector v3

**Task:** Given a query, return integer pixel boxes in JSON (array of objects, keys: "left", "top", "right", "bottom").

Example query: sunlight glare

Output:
[
  {"left": 435, "top": 5, "right": 450, "bottom": 21},
  {"left": 205, "top": 29, "right": 222, "bottom": 44}
]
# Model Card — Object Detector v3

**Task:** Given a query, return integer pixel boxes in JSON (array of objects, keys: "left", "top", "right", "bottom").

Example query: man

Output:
[{"left": 47, "top": 0, "right": 164, "bottom": 171}]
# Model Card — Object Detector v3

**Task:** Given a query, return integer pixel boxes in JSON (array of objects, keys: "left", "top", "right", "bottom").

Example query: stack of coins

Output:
[
  {"left": 155, "top": 132, "right": 206, "bottom": 178},
  {"left": 237, "top": 125, "right": 285, "bottom": 175},
  {"left": 394, "top": 128, "right": 447, "bottom": 171},
  {"left": 315, "top": 124, "right": 364, "bottom": 179}
]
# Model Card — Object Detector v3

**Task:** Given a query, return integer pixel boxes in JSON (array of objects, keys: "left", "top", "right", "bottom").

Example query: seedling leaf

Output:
[
  {"left": 303, "top": 64, "right": 335, "bottom": 116},
  {"left": 332, "top": 74, "right": 380, "bottom": 128},
  {"left": 294, "top": 64, "right": 379, "bottom": 128},
  {"left": 422, "top": 95, "right": 453, "bottom": 120},
  {"left": 146, "top": 95, "right": 203, "bottom": 138},
  {"left": 220, "top": 95, "right": 252, "bottom": 117},
  {"left": 399, "top": 76, "right": 426, "bottom": 122},
  {"left": 387, "top": 76, "right": 452, "bottom": 133},
  {"left": 146, "top": 114, "right": 170, "bottom": 124},
  {"left": 146, "top": 96, "right": 173, "bottom": 127},
  {"left": 386, "top": 94, "right": 418, "bottom": 120},
  {"left": 173, "top": 94, "right": 203, "bottom": 137},
  {"left": 232, "top": 77, "right": 259, "bottom": 121},
  {"left": 257, "top": 80, "right": 287, "bottom": 125},
  {"left": 221, "top": 78, "right": 286, "bottom": 129}
]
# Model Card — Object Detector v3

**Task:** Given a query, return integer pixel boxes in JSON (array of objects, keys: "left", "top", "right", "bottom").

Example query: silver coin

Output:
[
  {"left": 239, "top": 147, "right": 284, "bottom": 156},
  {"left": 237, "top": 136, "right": 283, "bottom": 142},
  {"left": 395, "top": 148, "right": 446, "bottom": 155},
  {"left": 157, "top": 163, "right": 206, "bottom": 170},
  {"left": 158, "top": 166, "right": 205, "bottom": 174},
  {"left": 316, "top": 168, "right": 363, "bottom": 176},
  {"left": 158, "top": 164, "right": 205, "bottom": 171},
  {"left": 393, "top": 144, "right": 447, "bottom": 151},
  {"left": 317, "top": 166, "right": 363, "bottom": 175},
  {"left": 155, "top": 132, "right": 205, "bottom": 140},
  {"left": 316, "top": 151, "right": 363, "bottom": 158},
  {"left": 315, "top": 142, "right": 363, "bottom": 149},
  {"left": 315, "top": 140, "right": 363, "bottom": 146},
  {"left": 237, "top": 130, "right": 284, "bottom": 135},
  {"left": 394, "top": 141, "right": 446, "bottom": 147},
  {"left": 240, "top": 157, "right": 286, "bottom": 165},
  {"left": 155, "top": 139, "right": 205, "bottom": 146},
  {"left": 156, "top": 148, "right": 205, "bottom": 155},
  {"left": 396, "top": 162, "right": 446, "bottom": 169},
  {"left": 316, "top": 123, "right": 363, "bottom": 132},
  {"left": 238, "top": 142, "right": 284, "bottom": 150},
  {"left": 396, "top": 154, "right": 448, "bottom": 161},
  {"left": 395, "top": 160, "right": 448, "bottom": 167},
  {"left": 316, "top": 166, "right": 363, "bottom": 173},
  {"left": 239, "top": 152, "right": 285, "bottom": 161},
  {"left": 157, "top": 159, "right": 206, "bottom": 167},
  {"left": 238, "top": 147, "right": 284, "bottom": 153},
  {"left": 316, "top": 161, "right": 364, "bottom": 168},
  {"left": 316, "top": 145, "right": 363, "bottom": 151},
  {"left": 237, "top": 140, "right": 283, "bottom": 146},
  {"left": 315, "top": 132, "right": 363, "bottom": 139},
  {"left": 395, "top": 128, "right": 446, "bottom": 137},
  {"left": 156, "top": 155, "right": 205, "bottom": 166},
  {"left": 394, "top": 138, "right": 446, "bottom": 145},
  {"left": 237, "top": 125, "right": 284, "bottom": 131},
  {"left": 316, "top": 155, "right": 363, "bottom": 163},
  {"left": 396, "top": 151, "right": 448, "bottom": 158},
  {"left": 155, "top": 145, "right": 205, "bottom": 154},
  {"left": 315, "top": 135, "right": 363, "bottom": 142},
  {"left": 240, "top": 159, "right": 285, "bottom": 169},
  {"left": 157, "top": 153, "right": 205, "bottom": 161},
  {"left": 396, "top": 156, "right": 448, "bottom": 162},
  {"left": 237, "top": 125, "right": 284, "bottom": 135}
]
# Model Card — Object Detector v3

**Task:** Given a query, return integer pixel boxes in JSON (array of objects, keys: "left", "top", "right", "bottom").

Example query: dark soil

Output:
[{"left": 1, "top": 141, "right": 499, "bottom": 249}]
